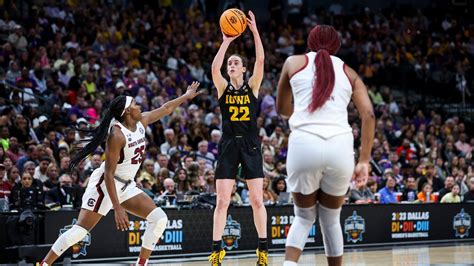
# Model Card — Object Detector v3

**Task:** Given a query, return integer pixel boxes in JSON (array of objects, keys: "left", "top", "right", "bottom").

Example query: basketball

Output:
[{"left": 219, "top": 8, "right": 247, "bottom": 37}]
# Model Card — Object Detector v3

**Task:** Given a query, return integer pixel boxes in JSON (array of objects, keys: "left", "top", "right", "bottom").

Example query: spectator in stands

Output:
[
  {"left": 440, "top": 183, "right": 461, "bottom": 203},
  {"left": 262, "top": 150, "right": 278, "bottom": 179},
  {"left": 9, "top": 172, "right": 44, "bottom": 210},
  {"left": 173, "top": 168, "right": 192, "bottom": 194},
  {"left": 350, "top": 175, "right": 375, "bottom": 204},
  {"left": 160, "top": 129, "right": 176, "bottom": 155},
  {"left": 46, "top": 174, "right": 82, "bottom": 208},
  {"left": 230, "top": 183, "right": 243, "bottom": 206},
  {"left": 208, "top": 130, "right": 221, "bottom": 159},
  {"left": 401, "top": 176, "right": 418, "bottom": 202},
  {"left": 262, "top": 176, "right": 277, "bottom": 204},
  {"left": 83, "top": 153, "right": 101, "bottom": 177},
  {"left": 367, "top": 177, "right": 378, "bottom": 195},
  {"left": 417, "top": 163, "right": 444, "bottom": 192},
  {"left": 437, "top": 176, "right": 455, "bottom": 200},
  {"left": 138, "top": 159, "right": 157, "bottom": 187},
  {"left": 16, "top": 145, "right": 39, "bottom": 173},
  {"left": 7, "top": 166, "right": 20, "bottom": 186},
  {"left": 0, "top": 163, "right": 12, "bottom": 198},
  {"left": 271, "top": 176, "right": 287, "bottom": 196},
  {"left": 159, "top": 178, "right": 177, "bottom": 206},
  {"left": 155, "top": 154, "right": 171, "bottom": 176},
  {"left": 139, "top": 176, "right": 155, "bottom": 199},
  {"left": 378, "top": 175, "right": 398, "bottom": 204},
  {"left": 44, "top": 163, "right": 59, "bottom": 190},
  {"left": 196, "top": 140, "right": 215, "bottom": 168},
  {"left": 203, "top": 169, "right": 216, "bottom": 193},
  {"left": 58, "top": 156, "right": 70, "bottom": 175},
  {"left": 34, "top": 157, "right": 51, "bottom": 183},
  {"left": 417, "top": 183, "right": 435, "bottom": 203},
  {"left": 463, "top": 176, "right": 474, "bottom": 203}
]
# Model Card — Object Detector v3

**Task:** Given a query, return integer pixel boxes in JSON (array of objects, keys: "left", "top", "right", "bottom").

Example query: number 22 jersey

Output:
[{"left": 218, "top": 81, "right": 258, "bottom": 138}]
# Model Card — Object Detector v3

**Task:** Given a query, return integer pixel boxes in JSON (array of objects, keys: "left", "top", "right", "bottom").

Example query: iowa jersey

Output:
[{"left": 218, "top": 81, "right": 258, "bottom": 137}]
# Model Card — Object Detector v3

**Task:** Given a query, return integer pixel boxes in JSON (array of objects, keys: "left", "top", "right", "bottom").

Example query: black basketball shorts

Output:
[{"left": 215, "top": 136, "right": 264, "bottom": 179}]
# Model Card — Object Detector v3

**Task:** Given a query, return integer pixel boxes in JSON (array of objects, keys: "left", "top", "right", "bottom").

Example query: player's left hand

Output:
[
  {"left": 247, "top": 11, "right": 258, "bottom": 32},
  {"left": 185, "top": 81, "right": 203, "bottom": 99},
  {"left": 352, "top": 162, "right": 369, "bottom": 183}
]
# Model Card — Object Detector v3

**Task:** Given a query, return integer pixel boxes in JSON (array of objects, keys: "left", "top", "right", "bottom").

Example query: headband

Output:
[{"left": 120, "top": 96, "right": 133, "bottom": 117}]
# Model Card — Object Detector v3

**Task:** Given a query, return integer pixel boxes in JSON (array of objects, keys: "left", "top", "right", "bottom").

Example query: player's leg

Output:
[
  {"left": 318, "top": 133, "right": 354, "bottom": 266},
  {"left": 318, "top": 191, "right": 346, "bottom": 266},
  {"left": 208, "top": 179, "right": 235, "bottom": 265},
  {"left": 241, "top": 137, "right": 268, "bottom": 265},
  {"left": 209, "top": 138, "right": 239, "bottom": 265},
  {"left": 246, "top": 178, "right": 269, "bottom": 266},
  {"left": 284, "top": 130, "right": 323, "bottom": 266},
  {"left": 122, "top": 190, "right": 168, "bottom": 266},
  {"left": 41, "top": 172, "right": 109, "bottom": 266},
  {"left": 41, "top": 209, "right": 103, "bottom": 265},
  {"left": 283, "top": 191, "right": 318, "bottom": 266}
]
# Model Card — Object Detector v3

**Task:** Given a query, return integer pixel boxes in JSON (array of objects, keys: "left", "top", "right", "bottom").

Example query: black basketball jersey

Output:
[{"left": 218, "top": 81, "right": 258, "bottom": 138}]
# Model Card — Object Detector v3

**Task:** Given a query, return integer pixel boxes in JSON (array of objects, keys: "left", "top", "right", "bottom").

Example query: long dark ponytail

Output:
[
  {"left": 307, "top": 25, "right": 341, "bottom": 112},
  {"left": 69, "top": 96, "right": 127, "bottom": 171}
]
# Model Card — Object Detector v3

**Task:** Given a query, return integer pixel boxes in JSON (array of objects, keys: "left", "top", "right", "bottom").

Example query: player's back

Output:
[{"left": 289, "top": 51, "right": 352, "bottom": 139}]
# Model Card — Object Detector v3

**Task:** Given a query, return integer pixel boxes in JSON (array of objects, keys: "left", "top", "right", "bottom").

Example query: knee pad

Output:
[
  {"left": 51, "top": 225, "right": 88, "bottom": 256},
  {"left": 318, "top": 204, "right": 343, "bottom": 257},
  {"left": 142, "top": 208, "right": 168, "bottom": 250},
  {"left": 285, "top": 205, "right": 316, "bottom": 250}
]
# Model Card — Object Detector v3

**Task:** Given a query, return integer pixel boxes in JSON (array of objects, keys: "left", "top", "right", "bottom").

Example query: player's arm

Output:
[
  {"left": 247, "top": 11, "right": 264, "bottom": 97},
  {"left": 140, "top": 81, "right": 202, "bottom": 128},
  {"left": 104, "top": 126, "right": 128, "bottom": 231},
  {"left": 212, "top": 34, "right": 238, "bottom": 98},
  {"left": 347, "top": 65, "right": 375, "bottom": 164},
  {"left": 276, "top": 57, "right": 294, "bottom": 118}
]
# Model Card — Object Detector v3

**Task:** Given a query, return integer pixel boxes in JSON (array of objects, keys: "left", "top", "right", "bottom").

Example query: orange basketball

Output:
[{"left": 219, "top": 9, "right": 247, "bottom": 37}]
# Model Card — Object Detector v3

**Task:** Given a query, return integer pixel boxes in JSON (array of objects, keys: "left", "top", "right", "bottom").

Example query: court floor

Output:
[{"left": 131, "top": 243, "right": 474, "bottom": 265}]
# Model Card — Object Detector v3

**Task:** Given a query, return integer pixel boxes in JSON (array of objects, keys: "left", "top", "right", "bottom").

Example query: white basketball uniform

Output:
[
  {"left": 286, "top": 52, "right": 355, "bottom": 196},
  {"left": 81, "top": 121, "right": 147, "bottom": 215}
]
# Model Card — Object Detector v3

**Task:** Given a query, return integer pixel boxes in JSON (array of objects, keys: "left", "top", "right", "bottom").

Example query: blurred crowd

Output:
[{"left": 0, "top": 0, "right": 472, "bottom": 211}]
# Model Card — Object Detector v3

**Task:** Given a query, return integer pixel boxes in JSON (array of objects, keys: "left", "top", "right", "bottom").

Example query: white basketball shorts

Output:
[
  {"left": 286, "top": 130, "right": 355, "bottom": 196},
  {"left": 81, "top": 170, "right": 143, "bottom": 216}
]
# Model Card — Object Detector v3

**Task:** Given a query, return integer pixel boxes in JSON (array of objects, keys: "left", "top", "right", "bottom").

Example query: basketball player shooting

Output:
[{"left": 208, "top": 10, "right": 269, "bottom": 266}]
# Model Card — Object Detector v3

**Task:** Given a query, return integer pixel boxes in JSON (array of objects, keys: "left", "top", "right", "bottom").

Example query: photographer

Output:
[
  {"left": 46, "top": 174, "right": 82, "bottom": 208},
  {"left": 9, "top": 172, "right": 45, "bottom": 210}
]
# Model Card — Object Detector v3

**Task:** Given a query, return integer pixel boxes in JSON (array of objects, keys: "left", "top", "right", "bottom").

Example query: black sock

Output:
[
  {"left": 212, "top": 240, "right": 221, "bottom": 252},
  {"left": 258, "top": 238, "right": 268, "bottom": 251}
]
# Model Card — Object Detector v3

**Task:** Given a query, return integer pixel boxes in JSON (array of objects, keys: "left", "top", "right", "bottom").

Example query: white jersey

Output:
[
  {"left": 93, "top": 121, "right": 147, "bottom": 181},
  {"left": 289, "top": 52, "right": 352, "bottom": 139}
]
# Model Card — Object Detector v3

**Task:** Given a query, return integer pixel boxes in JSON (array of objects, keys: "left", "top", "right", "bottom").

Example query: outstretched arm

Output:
[
  {"left": 140, "top": 81, "right": 202, "bottom": 128},
  {"left": 212, "top": 34, "right": 239, "bottom": 98},
  {"left": 247, "top": 11, "right": 264, "bottom": 97}
]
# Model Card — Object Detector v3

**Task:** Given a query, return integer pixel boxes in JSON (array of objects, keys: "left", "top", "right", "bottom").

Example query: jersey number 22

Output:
[{"left": 229, "top": 106, "right": 250, "bottom": 121}]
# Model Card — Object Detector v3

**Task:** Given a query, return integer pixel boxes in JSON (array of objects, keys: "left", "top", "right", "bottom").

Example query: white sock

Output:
[{"left": 283, "top": 261, "right": 298, "bottom": 266}]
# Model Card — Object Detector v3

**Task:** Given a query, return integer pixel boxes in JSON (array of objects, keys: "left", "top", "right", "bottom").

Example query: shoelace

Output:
[
  {"left": 209, "top": 252, "right": 220, "bottom": 264},
  {"left": 258, "top": 251, "right": 268, "bottom": 265}
]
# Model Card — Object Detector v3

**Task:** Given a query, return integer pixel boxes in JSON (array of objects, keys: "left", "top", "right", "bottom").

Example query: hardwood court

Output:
[{"left": 139, "top": 243, "right": 474, "bottom": 265}]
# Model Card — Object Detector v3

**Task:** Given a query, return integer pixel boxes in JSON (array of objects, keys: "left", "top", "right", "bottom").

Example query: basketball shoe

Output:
[{"left": 208, "top": 249, "right": 226, "bottom": 266}]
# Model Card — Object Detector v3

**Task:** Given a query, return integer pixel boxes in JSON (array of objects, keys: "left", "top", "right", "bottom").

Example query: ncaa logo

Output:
[
  {"left": 59, "top": 219, "right": 92, "bottom": 258},
  {"left": 453, "top": 209, "right": 471, "bottom": 238},
  {"left": 139, "top": 127, "right": 144, "bottom": 134},
  {"left": 344, "top": 211, "right": 366, "bottom": 243},
  {"left": 222, "top": 215, "right": 241, "bottom": 250}
]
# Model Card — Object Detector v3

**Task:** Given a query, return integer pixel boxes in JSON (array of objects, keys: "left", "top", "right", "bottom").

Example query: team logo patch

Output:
[
  {"left": 87, "top": 198, "right": 96, "bottom": 207},
  {"left": 344, "top": 211, "right": 366, "bottom": 243},
  {"left": 59, "top": 219, "right": 91, "bottom": 258},
  {"left": 453, "top": 209, "right": 471, "bottom": 238},
  {"left": 139, "top": 127, "right": 144, "bottom": 134},
  {"left": 222, "top": 215, "right": 241, "bottom": 250},
  {"left": 127, "top": 133, "right": 132, "bottom": 141}
]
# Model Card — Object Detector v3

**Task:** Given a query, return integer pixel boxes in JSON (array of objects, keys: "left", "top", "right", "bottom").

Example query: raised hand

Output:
[
  {"left": 246, "top": 10, "right": 258, "bottom": 33},
  {"left": 185, "top": 81, "right": 203, "bottom": 99},
  {"left": 222, "top": 32, "right": 240, "bottom": 43}
]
